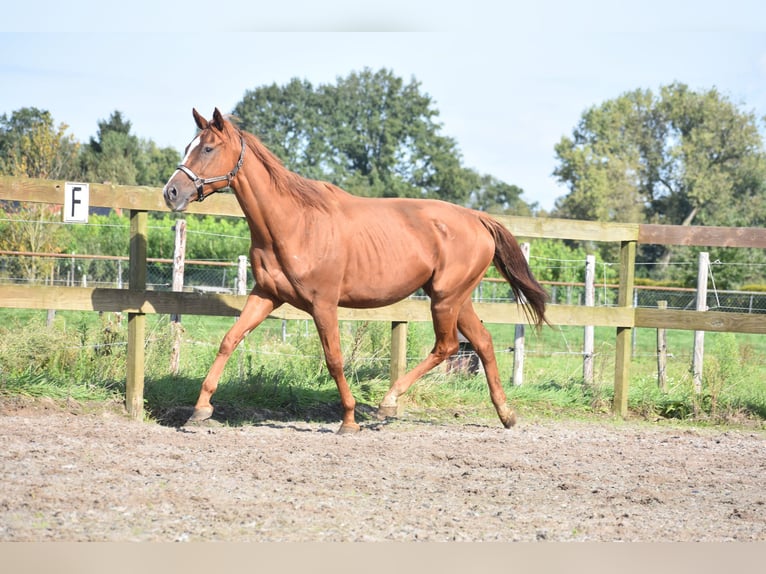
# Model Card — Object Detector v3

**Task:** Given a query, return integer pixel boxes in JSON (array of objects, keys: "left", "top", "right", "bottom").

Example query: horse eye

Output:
[{"left": 204, "top": 146, "right": 214, "bottom": 153}]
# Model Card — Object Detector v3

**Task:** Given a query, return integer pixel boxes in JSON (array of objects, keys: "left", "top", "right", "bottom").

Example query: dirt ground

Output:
[{"left": 1, "top": 397, "right": 764, "bottom": 542}]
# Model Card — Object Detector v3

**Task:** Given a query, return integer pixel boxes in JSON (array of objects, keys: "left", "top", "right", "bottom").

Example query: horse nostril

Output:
[{"left": 166, "top": 185, "right": 177, "bottom": 200}]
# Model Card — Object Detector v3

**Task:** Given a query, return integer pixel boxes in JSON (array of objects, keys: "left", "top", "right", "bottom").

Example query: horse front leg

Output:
[
  {"left": 311, "top": 304, "right": 360, "bottom": 434},
  {"left": 187, "top": 292, "right": 279, "bottom": 423}
]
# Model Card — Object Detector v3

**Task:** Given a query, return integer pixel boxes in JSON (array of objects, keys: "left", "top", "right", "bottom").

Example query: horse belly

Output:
[{"left": 337, "top": 262, "right": 432, "bottom": 309}]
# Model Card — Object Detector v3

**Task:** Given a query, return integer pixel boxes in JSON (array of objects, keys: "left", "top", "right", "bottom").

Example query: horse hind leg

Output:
[
  {"left": 377, "top": 301, "right": 460, "bottom": 418},
  {"left": 457, "top": 301, "right": 517, "bottom": 428}
]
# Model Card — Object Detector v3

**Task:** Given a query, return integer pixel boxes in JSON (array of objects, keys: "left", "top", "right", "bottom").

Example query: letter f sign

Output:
[{"left": 64, "top": 182, "right": 90, "bottom": 223}]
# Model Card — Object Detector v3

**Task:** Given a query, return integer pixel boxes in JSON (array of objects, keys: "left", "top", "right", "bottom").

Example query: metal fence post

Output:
[
  {"left": 692, "top": 252, "right": 710, "bottom": 394},
  {"left": 512, "top": 242, "right": 531, "bottom": 386},
  {"left": 583, "top": 254, "right": 596, "bottom": 385},
  {"left": 169, "top": 219, "right": 186, "bottom": 375},
  {"left": 237, "top": 255, "right": 248, "bottom": 295},
  {"left": 657, "top": 300, "right": 668, "bottom": 392}
]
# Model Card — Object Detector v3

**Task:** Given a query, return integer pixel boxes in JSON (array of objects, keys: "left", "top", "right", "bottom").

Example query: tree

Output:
[
  {"left": 136, "top": 139, "right": 181, "bottom": 187},
  {"left": 80, "top": 111, "right": 139, "bottom": 184},
  {"left": 233, "top": 68, "right": 525, "bottom": 206},
  {"left": 553, "top": 83, "right": 766, "bottom": 228},
  {"left": 552, "top": 83, "right": 766, "bottom": 284},
  {"left": 233, "top": 78, "right": 328, "bottom": 181},
  {"left": 467, "top": 174, "right": 535, "bottom": 216},
  {"left": 651, "top": 84, "right": 766, "bottom": 229},
  {"left": 0, "top": 108, "right": 76, "bottom": 281},
  {"left": 317, "top": 68, "right": 468, "bottom": 200},
  {"left": 80, "top": 110, "right": 179, "bottom": 186},
  {"left": 0, "top": 107, "right": 80, "bottom": 179}
]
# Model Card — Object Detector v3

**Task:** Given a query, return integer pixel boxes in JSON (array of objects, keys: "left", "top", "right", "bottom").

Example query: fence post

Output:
[
  {"left": 126, "top": 210, "right": 148, "bottom": 421},
  {"left": 692, "top": 251, "right": 709, "bottom": 394},
  {"left": 613, "top": 240, "right": 636, "bottom": 418},
  {"left": 512, "top": 242, "right": 531, "bottom": 386},
  {"left": 583, "top": 254, "right": 596, "bottom": 385},
  {"left": 237, "top": 255, "right": 248, "bottom": 295},
  {"left": 390, "top": 321, "right": 408, "bottom": 386},
  {"left": 169, "top": 219, "right": 186, "bottom": 375},
  {"left": 656, "top": 300, "right": 668, "bottom": 392}
]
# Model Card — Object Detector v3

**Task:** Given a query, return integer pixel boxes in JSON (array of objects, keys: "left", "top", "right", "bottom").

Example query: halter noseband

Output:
[{"left": 176, "top": 135, "right": 247, "bottom": 202}]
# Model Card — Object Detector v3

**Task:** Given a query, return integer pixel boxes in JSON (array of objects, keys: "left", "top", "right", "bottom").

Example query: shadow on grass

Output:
[{"left": 743, "top": 401, "right": 766, "bottom": 420}]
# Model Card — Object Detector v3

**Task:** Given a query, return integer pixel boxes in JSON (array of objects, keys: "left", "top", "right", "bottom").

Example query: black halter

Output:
[{"left": 176, "top": 135, "right": 247, "bottom": 202}]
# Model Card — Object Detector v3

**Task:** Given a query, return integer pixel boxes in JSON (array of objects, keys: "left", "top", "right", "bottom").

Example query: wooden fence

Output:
[{"left": 2, "top": 175, "right": 766, "bottom": 420}]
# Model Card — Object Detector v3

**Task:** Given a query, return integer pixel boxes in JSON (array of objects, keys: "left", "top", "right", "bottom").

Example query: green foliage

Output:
[
  {"left": 553, "top": 89, "right": 653, "bottom": 223},
  {"left": 702, "top": 332, "right": 742, "bottom": 417},
  {"left": 466, "top": 175, "right": 535, "bottom": 215},
  {"left": 147, "top": 213, "right": 251, "bottom": 261},
  {"left": 528, "top": 239, "right": 589, "bottom": 284},
  {"left": 1, "top": 107, "right": 180, "bottom": 186},
  {"left": 233, "top": 68, "right": 531, "bottom": 208},
  {"left": 80, "top": 112, "right": 140, "bottom": 184},
  {"left": 136, "top": 140, "right": 181, "bottom": 186},
  {"left": 29, "top": 209, "right": 251, "bottom": 264},
  {"left": 0, "top": 107, "right": 81, "bottom": 179},
  {"left": 0, "top": 203, "right": 67, "bottom": 282},
  {"left": 656, "top": 246, "right": 766, "bottom": 289},
  {"left": 4, "top": 310, "right": 763, "bottom": 428},
  {"left": 554, "top": 83, "right": 766, "bottom": 228},
  {"left": 65, "top": 211, "right": 130, "bottom": 254},
  {"left": 0, "top": 312, "right": 125, "bottom": 402},
  {"left": 552, "top": 82, "right": 766, "bottom": 285},
  {"left": 633, "top": 277, "right": 684, "bottom": 288},
  {"left": 80, "top": 111, "right": 180, "bottom": 186}
]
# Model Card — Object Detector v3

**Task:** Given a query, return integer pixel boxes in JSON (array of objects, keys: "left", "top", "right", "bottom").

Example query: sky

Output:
[{"left": 2, "top": 1, "right": 766, "bottom": 212}]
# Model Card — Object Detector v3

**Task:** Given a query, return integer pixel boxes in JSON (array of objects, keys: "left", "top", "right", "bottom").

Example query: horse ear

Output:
[
  {"left": 212, "top": 108, "right": 226, "bottom": 131},
  {"left": 192, "top": 108, "right": 208, "bottom": 130}
]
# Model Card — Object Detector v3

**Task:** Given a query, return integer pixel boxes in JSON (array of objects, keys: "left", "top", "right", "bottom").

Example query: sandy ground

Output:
[{"left": 1, "top": 398, "right": 764, "bottom": 542}]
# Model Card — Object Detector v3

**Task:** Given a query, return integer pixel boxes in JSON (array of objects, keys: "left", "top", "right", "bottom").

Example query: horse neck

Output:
[{"left": 231, "top": 157, "right": 295, "bottom": 248}]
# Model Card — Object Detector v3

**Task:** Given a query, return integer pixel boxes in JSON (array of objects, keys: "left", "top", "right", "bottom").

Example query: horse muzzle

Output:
[{"left": 163, "top": 177, "right": 192, "bottom": 212}]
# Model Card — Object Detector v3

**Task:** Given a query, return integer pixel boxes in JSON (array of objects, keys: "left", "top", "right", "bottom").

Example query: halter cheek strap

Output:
[{"left": 176, "top": 136, "right": 247, "bottom": 202}]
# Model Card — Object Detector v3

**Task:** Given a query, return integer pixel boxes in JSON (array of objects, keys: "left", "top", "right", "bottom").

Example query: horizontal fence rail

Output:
[
  {"left": 4, "top": 251, "right": 766, "bottom": 313},
  {"left": 2, "top": 176, "right": 766, "bottom": 420},
  {"left": 4, "top": 176, "right": 764, "bottom": 248}
]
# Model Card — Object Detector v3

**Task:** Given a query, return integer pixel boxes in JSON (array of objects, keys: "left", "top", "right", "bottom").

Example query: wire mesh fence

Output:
[
  {"left": 0, "top": 253, "right": 253, "bottom": 293},
  {"left": 2, "top": 251, "right": 765, "bottom": 314}
]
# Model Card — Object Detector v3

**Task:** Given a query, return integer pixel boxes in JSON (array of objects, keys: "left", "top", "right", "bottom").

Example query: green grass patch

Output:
[{"left": 1, "top": 309, "right": 764, "bottom": 429}]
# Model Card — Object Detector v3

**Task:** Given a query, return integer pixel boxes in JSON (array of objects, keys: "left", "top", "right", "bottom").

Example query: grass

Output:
[{"left": 0, "top": 308, "right": 764, "bottom": 430}]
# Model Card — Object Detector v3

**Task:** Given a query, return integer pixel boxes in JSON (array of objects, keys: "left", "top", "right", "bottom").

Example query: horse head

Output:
[{"left": 163, "top": 108, "right": 246, "bottom": 212}]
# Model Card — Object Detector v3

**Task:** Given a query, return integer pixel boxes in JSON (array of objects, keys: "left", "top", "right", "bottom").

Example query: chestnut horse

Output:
[{"left": 163, "top": 108, "right": 548, "bottom": 433}]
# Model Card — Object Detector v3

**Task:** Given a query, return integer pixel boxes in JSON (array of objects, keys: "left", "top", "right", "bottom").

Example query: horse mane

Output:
[{"left": 237, "top": 128, "right": 331, "bottom": 212}]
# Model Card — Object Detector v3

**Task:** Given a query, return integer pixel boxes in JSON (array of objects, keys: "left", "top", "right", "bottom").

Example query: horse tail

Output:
[{"left": 480, "top": 216, "right": 549, "bottom": 329}]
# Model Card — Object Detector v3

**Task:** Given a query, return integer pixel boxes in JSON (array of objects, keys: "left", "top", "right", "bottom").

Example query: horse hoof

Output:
[
  {"left": 376, "top": 405, "right": 398, "bottom": 420},
  {"left": 500, "top": 408, "right": 517, "bottom": 429},
  {"left": 337, "top": 422, "right": 361, "bottom": 435},
  {"left": 186, "top": 406, "right": 214, "bottom": 425}
]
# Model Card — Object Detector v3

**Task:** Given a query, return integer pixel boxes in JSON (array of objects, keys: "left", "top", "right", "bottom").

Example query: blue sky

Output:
[{"left": 2, "top": 1, "right": 765, "bottom": 211}]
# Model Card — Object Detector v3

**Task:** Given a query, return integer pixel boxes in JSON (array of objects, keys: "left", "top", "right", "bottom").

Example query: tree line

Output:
[
  {"left": 0, "top": 108, "right": 179, "bottom": 187},
  {"left": 1, "top": 68, "right": 765, "bottom": 287},
  {"left": 553, "top": 82, "right": 766, "bottom": 287}
]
